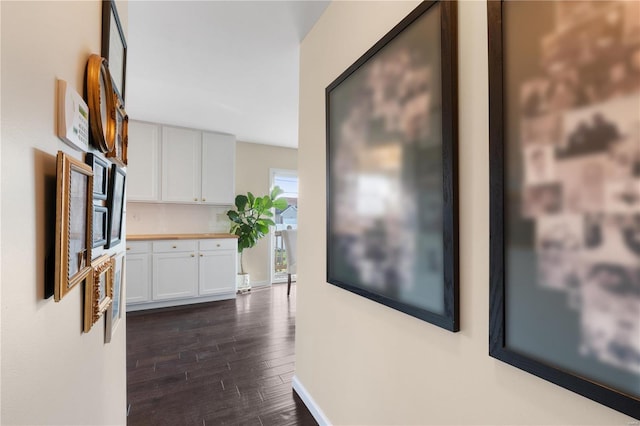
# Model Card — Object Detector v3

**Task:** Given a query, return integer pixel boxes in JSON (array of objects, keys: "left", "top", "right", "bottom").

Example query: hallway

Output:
[{"left": 126, "top": 284, "right": 316, "bottom": 425}]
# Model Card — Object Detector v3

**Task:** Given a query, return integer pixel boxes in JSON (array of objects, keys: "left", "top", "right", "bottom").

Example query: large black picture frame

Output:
[
  {"left": 105, "top": 164, "right": 126, "bottom": 249},
  {"left": 488, "top": 0, "right": 640, "bottom": 419},
  {"left": 101, "top": 0, "right": 127, "bottom": 104},
  {"left": 326, "top": 1, "right": 459, "bottom": 332}
]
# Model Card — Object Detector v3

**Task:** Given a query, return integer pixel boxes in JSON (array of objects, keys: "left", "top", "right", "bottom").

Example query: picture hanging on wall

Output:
[
  {"left": 54, "top": 151, "right": 94, "bottom": 302},
  {"left": 102, "top": 0, "right": 127, "bottom": 104},
  {"left": 106, "top": 104, "right": 128, "bottom": 166},
  {"left": 325, "top": 0, "right": 459, "bottom": 331},
  {"left": 85, "top": 152, "right": 109, "bottom": 200},
  {"left": 106, "top": 164, "right": 126, "bottom": 249},
  {"left": 105, "top": 252, "right": 125, "bottom": 343},
  {"left": 84, "top": 254, "right": 113, "bottom": 333},
  {"left": 92, "top": 205, "right": 108, "bottom": 249},
  {"left": 488, "top": 0, "right": 640, "bottom": 418}
]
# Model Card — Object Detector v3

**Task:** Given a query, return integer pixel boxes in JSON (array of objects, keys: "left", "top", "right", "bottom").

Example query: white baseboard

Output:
[
  {"left": 292, "top": 375, "right": 331, "bottom": 426},
  {"left": 250, "top": 280, "right": 269, "bottom": 288}
]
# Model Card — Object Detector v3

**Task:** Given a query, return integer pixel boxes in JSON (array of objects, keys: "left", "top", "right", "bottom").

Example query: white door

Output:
[
  {"left": 199, "top": 250, "right": 236, "bottom": 295},
  {"left": 152, "top": 252, "right": 198, "bottom": 300},
  {"left": 161, "top": 126, "right": 201, "bottom": 202},
  {"left": 201, "top": 132, "right": 235, "bottom": 205},
  {"left": 125, "top": 253, "right": 151, "bottom": 305},
  {"left": 127, "top": 121, "right": 160, "bottom": 201}
]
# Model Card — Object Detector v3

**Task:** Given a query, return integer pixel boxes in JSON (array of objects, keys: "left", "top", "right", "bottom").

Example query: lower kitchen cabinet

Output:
[{"left": 125, "top": 238, "right": 237, "bottom": 311}]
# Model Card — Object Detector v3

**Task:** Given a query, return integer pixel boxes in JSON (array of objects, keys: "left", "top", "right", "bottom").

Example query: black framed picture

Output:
[
  {"left": 92, "top": 205, "right": 108, "bottom": 249},
  {"left": 326, "top": 1, "right": 459, "bottom": 331},
  {"left": 488, "top": 0, "right": 640, "bottom": 419},
  {"left": 85, "top": 152, "right": 109, "bottom": 200},
  {"left": 101, "top": 0, "right": 127, "bottom": 103},
  {"left": 105, "top": 164, "right": 126, "bottom": 249}
]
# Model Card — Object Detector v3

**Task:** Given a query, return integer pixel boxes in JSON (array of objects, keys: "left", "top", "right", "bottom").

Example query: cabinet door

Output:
[
  {"left": 161, "top": 126, "right": 201, "bottom": 202},
  {"left": 127, "top": 121, "right": 160, "bottom": 201},
  {"left": 199, "top": 250, "right": 237, "bottom": 295},
  {"left": 201, "top": 132, "right": 236, "bottom": 205},
  {"left": 126, "top": 253, "right": 151, "bottom": 305},
  {"left": 152, "top": 252, "right": 199, "bottom": 300}
]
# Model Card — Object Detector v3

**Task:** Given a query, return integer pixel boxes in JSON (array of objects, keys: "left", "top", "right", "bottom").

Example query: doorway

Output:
[{"left": 270, "top": 169, "right": 298, "bottom": 284}]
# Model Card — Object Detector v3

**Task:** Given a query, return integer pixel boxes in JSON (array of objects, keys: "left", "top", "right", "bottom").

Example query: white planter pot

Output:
[{"left": 236, "top": 273, "right": 251, "bottom": 292}]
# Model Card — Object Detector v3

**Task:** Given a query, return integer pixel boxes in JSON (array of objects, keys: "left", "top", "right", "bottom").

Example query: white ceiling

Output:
[{"left": 126, "top": 1, "right": 329, "bottom": 148}]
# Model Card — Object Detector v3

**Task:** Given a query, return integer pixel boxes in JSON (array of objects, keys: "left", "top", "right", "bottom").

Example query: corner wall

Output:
[
  {"left": 295, "top": 1, "right": 633, "bottom": 424},
  {"left": 1, "top": 1, "right": 127, "bottom": 424},
  {"left": 235, "top": 141, "right": 297, "bottom": 285}
]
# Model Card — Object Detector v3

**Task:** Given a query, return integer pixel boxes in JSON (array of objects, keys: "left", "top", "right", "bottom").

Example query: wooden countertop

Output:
[{"left": 127, "top": 233, "right": 238, "bottom": 241}]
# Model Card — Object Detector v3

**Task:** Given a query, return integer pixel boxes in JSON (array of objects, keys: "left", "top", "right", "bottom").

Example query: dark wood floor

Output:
[{"left": 126, "top": 283, "right": 317, "bottom": 426}]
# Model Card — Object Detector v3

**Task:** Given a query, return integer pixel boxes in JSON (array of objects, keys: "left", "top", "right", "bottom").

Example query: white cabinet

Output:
[
  {"left": 127, "top": 121, "right": 161, "bottom": 201},
  {"left": 201, "top": 132, "right": 236, "bottom": 205},
  {"left": 153, "top": 252, "right": 199, "bottom": 300},
  {"left": 126, "top": 238, "right": 237, "bottom": 311},
  {"left": 125, "top": 242, "right": 152, "bottom": 304},
  {"left": 199, "top": 240, "right": 236, "bottom": 295},
  {"left": 161, "top": 126, "right": 202, "bottom": 203}
]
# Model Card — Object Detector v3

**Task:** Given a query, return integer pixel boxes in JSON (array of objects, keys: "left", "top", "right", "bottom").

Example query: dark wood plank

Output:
[{"left": 126, "top": 283, "right": 317, "bottom": 426}]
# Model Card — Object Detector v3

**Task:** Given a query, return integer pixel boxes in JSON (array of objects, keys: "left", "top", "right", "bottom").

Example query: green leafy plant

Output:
[{"left": 227, "top": 186, "right": 288, "bottom": 274}]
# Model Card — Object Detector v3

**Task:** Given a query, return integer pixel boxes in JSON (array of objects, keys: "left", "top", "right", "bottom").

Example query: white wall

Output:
[
  {"left": 295, "top": 1, "right": 634, "bottom": 424},
  {"left": 1, "top": 1, "right": 127, "bottom": 424}
]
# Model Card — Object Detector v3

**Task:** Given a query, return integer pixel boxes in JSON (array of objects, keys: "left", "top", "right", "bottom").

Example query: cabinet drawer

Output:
[
  {"left": 153, "top": 240, "right": 198, "bottom": 253},
  {"left": 199, "top": 238, "right": 236, "bottom": 251},
  {"left": 125, "top": 241, "right": 151, "bottom": 254}
]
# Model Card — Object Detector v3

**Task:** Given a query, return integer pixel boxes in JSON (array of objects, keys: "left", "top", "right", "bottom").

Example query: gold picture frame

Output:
[
  {"left": 86, "top": 54, "right": 116, "bottom": 154},
  {"left": 55, "top": 151, "right": 93, "bottom": 302},
  {"left": 107, "top": 103, "right": 128, "bottom": 166},
  {"left": 84, "top": 254, "right": 113, "bottom": 333}
]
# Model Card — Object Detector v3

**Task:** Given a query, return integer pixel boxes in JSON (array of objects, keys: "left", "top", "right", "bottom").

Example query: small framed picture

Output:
[
  {"left": 84, "top": 254, "right": 113, "bottom": 333},
  {"left": 107, "top": 105, "right": 128, "bottom": 166},
  {"left": 55, "top": 151, "right": 93, "bottom": 302},
  {"left": 106, "top": 164, "right": 126, "bottom": 249},
  {"left": 92, "top": 205, "right": 108, "bottom": 249},
  {"left": 105, "top": 252, "right": 125, "bottom": 343},
  {"left": 85, "top": 153, "right": 109, "bottom": 200}
]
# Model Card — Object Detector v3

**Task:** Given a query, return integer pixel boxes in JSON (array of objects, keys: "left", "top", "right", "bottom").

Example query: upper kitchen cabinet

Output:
[
  {"left": 127, "top": 120, "right": 161, "bottom": 201},
  {"left": 127, "top": 120, "right": 236, "bottom": 205},
  {"left": 161, "top": 126, "right": 202, "bottom": 203},
  {"left": 202, "top": 132, "right": 236, "bottom": 205}
]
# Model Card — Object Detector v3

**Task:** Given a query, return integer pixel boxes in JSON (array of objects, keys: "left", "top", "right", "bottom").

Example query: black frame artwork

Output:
[
  {"left": 85, "top": 152, "right": 109, "bottom": 200},
  {"left": 326, "top": 1, "right": 459, "bottom": 331},
  {"left": 101, "top": 0, "right": 127, "bottom": 103},
  {"left": 105, "top": 164, "right": 126, "bottom": 249},
  {"left": 92, "top": 205, "right": 108, "bottom": 249},
  {"left": 488, "top": 0, "right": 640, "bottom": 419}
]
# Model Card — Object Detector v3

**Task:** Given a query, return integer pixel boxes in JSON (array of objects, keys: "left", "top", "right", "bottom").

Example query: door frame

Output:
[{"left": 269, "top": 168, "right": 298, "bottom": 285}]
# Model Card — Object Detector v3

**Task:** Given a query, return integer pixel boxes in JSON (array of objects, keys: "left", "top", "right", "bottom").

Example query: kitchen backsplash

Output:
[{"left": 126, "top": 202, "right": 232, "bottom": 234}]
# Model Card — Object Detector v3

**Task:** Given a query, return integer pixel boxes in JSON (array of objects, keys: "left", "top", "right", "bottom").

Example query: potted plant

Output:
[{"left": 227, "top": 186, "right": 288, "bottom": 291}]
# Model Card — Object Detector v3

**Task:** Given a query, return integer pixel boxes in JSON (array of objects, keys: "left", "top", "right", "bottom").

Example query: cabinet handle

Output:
[
  {"left": 200, "top": 254, "right": 204, "bottom": 257},
  {"left": 202, "top": 198, "right": 206, "bottom": 202},
  {"left": 216, "top": 244, "right": 220, "bottom": 247},
  {"left": 194, "top": 198, "right": 198, "bottom": 202},
  {"left": 191, "top": 254, "right": 195, "bottom": 257},
  {"left": 126, "top": 247, "right": 130, "bottom": 251},
  {"left": 172, "top": 245, "right": 177, "bottom": 249}
]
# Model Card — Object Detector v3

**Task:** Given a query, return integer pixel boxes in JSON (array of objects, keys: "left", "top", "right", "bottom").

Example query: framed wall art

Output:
[
  {"left": 326, "top": 0, "right": 459, "bottom": 331},
  {"left": 106, "top": 105, "right": 128, "bottom": 166},
  {"left": 92, "top": 205, "right": 108, "bottom": 249},
  {"left": 55, "top": 151, "right": 94, "bottom": 302},
  {"left": 84, "top": 254, "right": 113, "bottom": 333},
  {"left": 86, "top": 54, "right": 117, "bottom": 154},
  {"left": 85, "top": 152, "right": 109, "bottom": 200},
  {"left": 101, "top": 0, "right": 127, "bottom": 103},
  {"left": 106, "top": 164, "right": 126, "bottom": 249},
  {"left": 105, "top": 252, "right": 125, "bottom": 343},
  {"left": 488, "top": 0, "right": 640, "bottom": 418}
]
